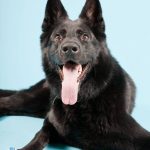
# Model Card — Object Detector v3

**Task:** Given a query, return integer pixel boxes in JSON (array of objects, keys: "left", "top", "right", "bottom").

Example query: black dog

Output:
[{"left": 0, "top": 0, "right": 150, "bottom": 149}]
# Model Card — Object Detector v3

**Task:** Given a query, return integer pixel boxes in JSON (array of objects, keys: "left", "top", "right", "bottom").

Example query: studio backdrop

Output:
[{"left": 0, "top": 0, "right": 150, "bottom": 150}]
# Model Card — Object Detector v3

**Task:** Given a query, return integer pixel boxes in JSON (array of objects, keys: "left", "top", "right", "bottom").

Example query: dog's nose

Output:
[{"left": 61, "top": 43, "right": 80, "bottom": 55}]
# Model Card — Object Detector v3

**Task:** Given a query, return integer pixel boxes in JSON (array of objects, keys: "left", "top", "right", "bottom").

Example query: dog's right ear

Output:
[{"left": 42, "top": 0, "right": 68, "bottom": 32}]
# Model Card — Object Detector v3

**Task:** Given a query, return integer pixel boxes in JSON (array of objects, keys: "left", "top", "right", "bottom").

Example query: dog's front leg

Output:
[
  {"left": 0, "top": 89, "right": 17, "bottom": 98},
  {"left": 18, "top": 130, "right": 49, "bottom": 150},
  {"left": 18, "top": 118, "right": 61, "bottom": 150},
  {"left": 0, "top": 79, "right": 50, "bottom": 118}
]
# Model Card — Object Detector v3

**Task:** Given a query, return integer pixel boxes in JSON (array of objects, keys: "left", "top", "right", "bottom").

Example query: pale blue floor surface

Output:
[{"left": 0, "top": 116, "right": 79, "bottom": 150}]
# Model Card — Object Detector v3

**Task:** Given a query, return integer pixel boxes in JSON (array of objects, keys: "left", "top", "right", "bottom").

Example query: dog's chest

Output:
[
  {"left": 47, "top": 108, "right": 64, "bottom": 135},
  {"left": 47, "top": 107, "right": 73, "bottom": 136}
]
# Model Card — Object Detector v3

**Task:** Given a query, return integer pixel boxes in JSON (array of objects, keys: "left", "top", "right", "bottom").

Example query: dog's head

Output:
[{"left": 41, "top": 0, "right": 111, "bottom": 105}]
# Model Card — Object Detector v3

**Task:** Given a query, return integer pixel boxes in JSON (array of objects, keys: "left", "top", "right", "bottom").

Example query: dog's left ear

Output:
[
  {"left": 79, "top": 0, "right": 105, "bottom": 38},
  {"left": 42, "top": 0, "right": 68, "bottom": 32}
]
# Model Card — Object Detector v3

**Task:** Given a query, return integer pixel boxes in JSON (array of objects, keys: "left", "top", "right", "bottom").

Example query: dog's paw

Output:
[{"left": 0, "top": 97, "right": 7, "bottom": 116}]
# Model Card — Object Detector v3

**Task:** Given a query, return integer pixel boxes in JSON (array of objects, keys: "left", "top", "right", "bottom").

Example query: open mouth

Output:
[
  {"left": 57, "top": 61, "right": 90, "bottom": 105},
  {"left": 58, "top": 61, "right": 90, "bottom": 82}
]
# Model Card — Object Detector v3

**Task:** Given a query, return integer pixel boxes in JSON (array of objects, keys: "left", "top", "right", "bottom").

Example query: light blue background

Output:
[{"left": 0, "top": 0, "right": 150, "bottom": 150}]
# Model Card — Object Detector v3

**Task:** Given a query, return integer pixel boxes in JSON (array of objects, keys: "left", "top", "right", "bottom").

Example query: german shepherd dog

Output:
[{"left": 0, "top": 0, "right": 150, "bottom": 150}]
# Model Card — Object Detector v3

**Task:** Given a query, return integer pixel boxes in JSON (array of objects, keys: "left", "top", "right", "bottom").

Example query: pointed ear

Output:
[
  {"left": 42, "top": 0, "right": 68, "bottom": 32},
  {"left": 79, "top": 0, "right": 105, "bottom": 38}
]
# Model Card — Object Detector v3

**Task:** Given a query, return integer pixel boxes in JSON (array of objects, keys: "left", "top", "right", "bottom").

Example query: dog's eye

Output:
[
  {"left": 80, "top": 33, "right": 89, "bottom": 41},
  {"left": 55, "top": 34, "right": 63, "bottom": 42}
]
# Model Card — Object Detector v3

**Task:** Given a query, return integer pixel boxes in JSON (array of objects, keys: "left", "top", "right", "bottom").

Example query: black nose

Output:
[{"left": 61, "top": 43, "right": 80, "bottom": 55}]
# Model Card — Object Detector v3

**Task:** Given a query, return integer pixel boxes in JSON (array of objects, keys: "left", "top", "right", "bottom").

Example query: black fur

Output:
[{"left": 0, "top": 0, "right": 150, "bottom": 150}]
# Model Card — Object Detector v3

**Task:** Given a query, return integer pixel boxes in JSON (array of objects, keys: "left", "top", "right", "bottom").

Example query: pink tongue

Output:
[{"left": 61, "top": 64, "right": 82, "bottom": 105}]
